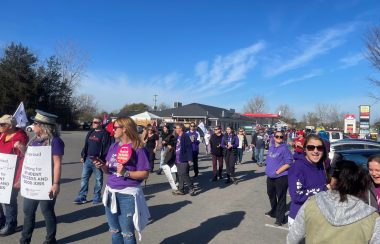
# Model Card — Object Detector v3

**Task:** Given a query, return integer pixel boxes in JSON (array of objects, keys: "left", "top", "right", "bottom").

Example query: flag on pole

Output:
[{"left": 13, "top": 102, "right": 29, "bottom": 128}]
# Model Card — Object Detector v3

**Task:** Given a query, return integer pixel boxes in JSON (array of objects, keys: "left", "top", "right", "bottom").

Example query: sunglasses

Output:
[
  {"left": 92, "top": 121, "right": 101, "bottom": 124},
  {"left": 190, "top": 125, "right": 196, "bottom": 127},
  {"left": 0, "top": 123, "right": 8, "bottom": 127},
  {"left": 275, "top": 135, "right": 284, "bottom": 139},
  {"left": 113, "top": 126, "right": 123, "bottom": 131},
  {"left": 306, "top": 145, "right": 324, "bottom": 152},
  {"left": 33, "top": 122, "right": 41, "bottom": 125}
]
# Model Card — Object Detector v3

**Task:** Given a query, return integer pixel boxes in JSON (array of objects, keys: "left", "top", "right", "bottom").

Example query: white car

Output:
[
  {"left": 325, "top": 130, "right": 343, "bottom": 143},
  {"left": 329, "top": 139, "right": 380, "bottom": 160}
]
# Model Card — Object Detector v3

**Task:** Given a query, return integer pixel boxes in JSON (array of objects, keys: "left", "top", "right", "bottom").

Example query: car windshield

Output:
[
  {"left": 339, "top": 152, "right": 374, "bottom": 169},
  {"left": 331, "top": 132, "right": 341, "bottom": 139}
]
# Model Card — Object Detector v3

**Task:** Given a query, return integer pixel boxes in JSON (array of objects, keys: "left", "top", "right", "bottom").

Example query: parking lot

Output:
[{"left": 2, "top": 131, "right": 289, "bottom": 244}]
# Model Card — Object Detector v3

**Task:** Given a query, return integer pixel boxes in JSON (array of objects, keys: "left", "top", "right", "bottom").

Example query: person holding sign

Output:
[
  {"left": 94, "top": 117, "right": 150, "bottom": 243},
  {"left": 0, "top": 115, "right": 28, "bottom": 237},
  {"left": 20, "top": 110, "right": 64, "bottom": 244}
]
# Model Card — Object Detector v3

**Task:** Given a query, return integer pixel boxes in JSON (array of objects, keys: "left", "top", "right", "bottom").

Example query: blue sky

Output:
[{"left": 1, "top": 0, "right": 380, "bottom": 120}]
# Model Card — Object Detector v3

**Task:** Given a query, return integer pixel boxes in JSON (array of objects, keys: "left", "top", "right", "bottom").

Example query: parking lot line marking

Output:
[{"left": 265, "top": 224, "right": 289, "bottom": 231}]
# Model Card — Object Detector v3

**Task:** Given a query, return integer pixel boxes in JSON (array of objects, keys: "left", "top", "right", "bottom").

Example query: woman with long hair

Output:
[
  {"left": 367, "top": 155, "right": 380, "bottom": 212},
  {"left": 144, "top": 128, "right": 158, "bottom": 173},
  {"left": 288, "top": 134, "right": 330, "bottom": 226},
  {"left": 94, "top": 117, "right": 150, "bottom": 244},
  {"left": 0, "top": 115, "right": 28, "bottom": 237},
  {"left": 287, "top": 160, "right": 380, "bottom": 244},
  {"left": 20, "top": 110, "right": 64, "bottom": 244}
]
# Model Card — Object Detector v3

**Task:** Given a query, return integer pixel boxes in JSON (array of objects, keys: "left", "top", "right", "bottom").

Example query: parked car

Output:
[
  {"left": 331, "top": 148, "right": 380, "bottom": 170},
  {"left": 82, "top": 121, "right": 92, "bottom": 130},
  {"left": 329, "top": 139, "right": 380, "bottom": 160},
  {"left": 243, "top": 125, "right": 254, "bottom": 135},
  {"left": 325, "top": 130, "right": 343, "bottom": 143}
]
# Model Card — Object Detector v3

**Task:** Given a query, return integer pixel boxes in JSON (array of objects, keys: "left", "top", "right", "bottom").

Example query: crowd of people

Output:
[{"left": 1, "top": 114, "right": 380, "bottom": 243}]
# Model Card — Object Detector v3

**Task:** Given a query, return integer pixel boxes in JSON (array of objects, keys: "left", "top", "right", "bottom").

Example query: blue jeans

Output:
[
  {"left": 105, "top": 192, "right": 136, "bottom": 244},
  {"left": 237, "top": 148, "right": 243, "bottom": 163},
  {"left": 0, "top": 188, "right": 19, "bottom": 227},
  {"left": 159, "top": 147, "right": 167, "bottom": 169},
  {"left": 20, "top": 198, "right": 57, "bottom": 243},
  {"left": 78, "top": 158, "right": 103, "bottom": 200},
  {"left": 255, "top": 148, "right": 264, "bottom": 164}
]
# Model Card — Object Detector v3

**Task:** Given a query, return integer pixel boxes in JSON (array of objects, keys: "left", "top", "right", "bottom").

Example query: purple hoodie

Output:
[
  {"left": 186, "top": 130, "right": 200, "bottom": 153},
  {"left": 288, "top": 155, "right": 328, "bottom": 219},
  {"left": 265, "top": 143, "right": 293, "bottom": 178}
]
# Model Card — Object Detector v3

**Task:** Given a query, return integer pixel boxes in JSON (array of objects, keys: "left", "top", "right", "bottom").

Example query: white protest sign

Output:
[
  {"left": 0, "top": 153, "right": 17, "bottom": 204},
  {"left": 21, "top": 146, "right": 52, "bottom": 200}
]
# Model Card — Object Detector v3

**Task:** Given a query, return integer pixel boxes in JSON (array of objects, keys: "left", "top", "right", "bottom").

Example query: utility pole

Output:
[{"left": 153, "top": 94, "right": 158, "bottom": 111}]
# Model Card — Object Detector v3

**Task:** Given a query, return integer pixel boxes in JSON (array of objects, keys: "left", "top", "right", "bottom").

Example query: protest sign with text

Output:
[
  {"left": 21, "top": 146, "right": 52, "bottom": 200},
  {"left": 0, "top": 153, "right": 17, "bottom": 204}
]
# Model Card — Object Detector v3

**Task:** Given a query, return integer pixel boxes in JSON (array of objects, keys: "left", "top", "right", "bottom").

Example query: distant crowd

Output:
[{"left": 0, "top": 112, "right": 380, "bottom": 243}]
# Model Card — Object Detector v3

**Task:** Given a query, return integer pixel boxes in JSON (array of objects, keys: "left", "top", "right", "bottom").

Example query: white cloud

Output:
[
  {"left": 78, "top": 42, "right": 266, "bottom": 112},
  {"left": 192, "top": 41, "right": 265, "bottom": 95},
  {"left": 279, "top": 69, "right": 323, "bottom": 86},
  {"left": 339, "top": 52, "right": 365, "bottom": 68},
  {"left": 264, "top": 23, "right": 357, "bottom": 77}
]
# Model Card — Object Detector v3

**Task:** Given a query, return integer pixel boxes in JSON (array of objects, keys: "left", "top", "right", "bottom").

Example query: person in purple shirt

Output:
[
  {"left": 288, "top": 134, "right": 330, "bottom": 226},
  {"left": 186, "top": 122, "right": 201, "bottom": 178},
  {"left": 265, "top": 130, "right": 293, "bottom": 226},
  {"left": 172, "top": 124, "right": 195, "bottom": 196},
  {"left": 221, "top": 126, "right": 239, "bottom": 185},
  {"left": 20, "top": 110, "right": 65, "bottom": 244},
  {"left": 94, "top": 117, "right": 150, "bottom": 244}
]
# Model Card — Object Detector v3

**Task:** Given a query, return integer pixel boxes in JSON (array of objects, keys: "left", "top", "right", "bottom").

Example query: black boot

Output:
[{"left": 156, "top": 168, "right": 163, "bottom": 175}]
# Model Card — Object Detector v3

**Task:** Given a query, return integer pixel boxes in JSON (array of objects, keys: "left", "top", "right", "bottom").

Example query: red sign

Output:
[
  {"left": 345, "top": 114, "right": 355, "bottom": 120},
  {"left": 116, "top": 144, "right": 132, "bottom": 164}
]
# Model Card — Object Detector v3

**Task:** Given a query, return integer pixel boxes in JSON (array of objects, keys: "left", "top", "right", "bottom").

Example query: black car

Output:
[
  {"left": 82, "top": 121, "right": 92, "bottom": 130},
  {"left": 331, "top": 148, "right": 380, "bottom": 170}
]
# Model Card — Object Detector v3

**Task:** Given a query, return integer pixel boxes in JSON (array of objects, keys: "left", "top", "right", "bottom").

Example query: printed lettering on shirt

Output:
[{"left": 296, "top": 179, "right": 321, "bottom": 196}]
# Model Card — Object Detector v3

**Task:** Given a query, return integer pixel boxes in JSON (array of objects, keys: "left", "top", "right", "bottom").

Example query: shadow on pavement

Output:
[
  {"left": 160, "top": 211, "right": 245, "bottom": 244},
  {"left": 57, "top": 222, "right": 109, "bottom": 243},
  {"left": 60, "top": 177, "right": 81, "bottom": 184},
  {"left": 34, "top": 204, "right": 105, "bottom": 229},
  {"left": 194, "top": 169, "right": 266, "bottom": 195},
  {"left": 149, "top": 200, "right": 192, "bottom": 224}
]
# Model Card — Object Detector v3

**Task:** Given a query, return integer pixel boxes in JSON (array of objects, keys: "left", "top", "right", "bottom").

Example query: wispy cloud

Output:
[
  {"left": 264, "top": 23, "right": 357, "bottom": 77},
  {"left": 279, "top": 69, "right": 323, "bottom": 86},
  {"left": 339, "top": 52, "right": 364, "bottom": 68},
  {"left": 78, "top": 42, "right": 266, "bottom": 112},
  {"left": 192, "top": 41, "right": 266, "bottom": 95}
]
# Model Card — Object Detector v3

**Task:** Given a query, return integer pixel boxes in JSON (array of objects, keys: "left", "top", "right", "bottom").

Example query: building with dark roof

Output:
[{"left": 153, "top": 103, "right": 252, "bottom": 130}]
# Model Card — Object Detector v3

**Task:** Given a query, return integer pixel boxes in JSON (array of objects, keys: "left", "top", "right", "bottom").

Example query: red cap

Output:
[{"left": 296, "top": 130, "right": 304, "bottom": 135}]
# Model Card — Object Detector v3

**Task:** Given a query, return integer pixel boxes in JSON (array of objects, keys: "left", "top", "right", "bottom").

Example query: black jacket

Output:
[
  {"left": 81, "top": 129, "right": 111, "bottom": 161},
  {"left": 209, "top": 133, "right": 223, "bottom": 157},
  {"left": 164, "top": 148, "right": 176, "bottom": 167}
]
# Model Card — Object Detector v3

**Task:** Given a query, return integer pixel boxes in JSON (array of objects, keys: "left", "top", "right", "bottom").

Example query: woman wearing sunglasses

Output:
[
  {"left": 265, "top": 130, "right": 293, "bottom": 226},
  {"left": 288, "top": 134, "right": 330, "bottom": 227}
]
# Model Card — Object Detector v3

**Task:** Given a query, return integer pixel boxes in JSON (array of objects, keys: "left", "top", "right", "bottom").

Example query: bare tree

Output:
[
  {"left": 73, "top": 94, "right": 98, "bottom": 122},
  {"left": 315, "top": 104, "right": 331, "bottom": 126},
  {"left": 365, "top": 23, "right": 380, "bottom": 100},
  {"left": 244, "top": 96, "right": 268, "bottom": 113},
  {"left": 276, "top": 104, "right": 294, "bottom": 122},
  {"left": 158, "top": 102, "right": 171, "bottom": 111},
  {"left": 55, "top": 41, "right": 89, "bottom": 89},
  {"left": 302, "top": 112, "right": 319, "bottom": 126}
]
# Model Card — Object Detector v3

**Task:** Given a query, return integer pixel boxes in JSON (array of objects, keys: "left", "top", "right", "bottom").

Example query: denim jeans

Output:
[
  {"left": 20, "top": 198, "right": 57, "bottom": 243},
  {"left": 0, "top": 188, "right": 19, "bottom": 227},
  {"left": 105, "top": 192, "right": 136, "bottom": 244},
  {"left": 237, "top": 148, "right": 243, "bottom": 163},
  {"left": 78, "top": 157, "right": 103, "bottom": 200},
  {"left": 255, "top": 148, "right": 264, "bottom": 164}
]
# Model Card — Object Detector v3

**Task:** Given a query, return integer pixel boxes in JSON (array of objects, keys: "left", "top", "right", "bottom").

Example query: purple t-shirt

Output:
[
  {"left": 176, "top": 136, "right": 181, "bottom": 163},
  {"left": 105, "top": 143, "right": 150, "bottom": 189},
  {"left": 30, "top": 137, "right": 65, "bottom": 156}
]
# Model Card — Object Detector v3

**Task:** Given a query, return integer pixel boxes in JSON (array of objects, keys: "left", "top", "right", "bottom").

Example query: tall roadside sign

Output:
[{"left": 359, "top": 105, "right": 370, "bottom": 137}]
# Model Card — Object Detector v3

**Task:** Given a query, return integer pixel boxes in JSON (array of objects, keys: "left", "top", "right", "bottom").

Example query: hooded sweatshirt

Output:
[
  {"left": 265, "top": 142, "right": 293, "bottom": 179},
  {"left": 287, "top": 191, "right": 380, "bottom": 244},
  {"left": 0, "top": 129, "right": 28, "bottom": 187},
  {"left": 288, "top": 155, "right": 328, "bottom": 219}
]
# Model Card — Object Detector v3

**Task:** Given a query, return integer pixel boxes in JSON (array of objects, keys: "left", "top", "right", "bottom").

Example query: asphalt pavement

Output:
[{"left": 2, "top": 131, "right": 289, "bottom": 244}]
